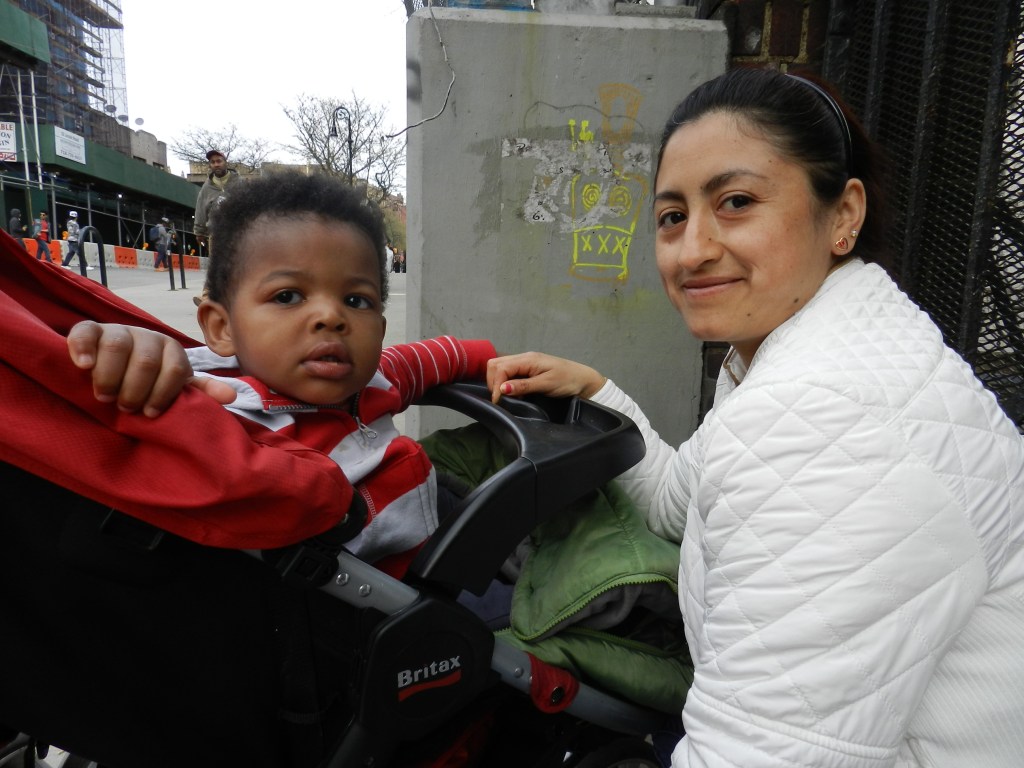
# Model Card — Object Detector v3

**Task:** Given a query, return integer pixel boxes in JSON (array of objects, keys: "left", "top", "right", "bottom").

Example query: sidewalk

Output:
[{"left": 87, "top": 264, "right": 207, "bottom": 339}]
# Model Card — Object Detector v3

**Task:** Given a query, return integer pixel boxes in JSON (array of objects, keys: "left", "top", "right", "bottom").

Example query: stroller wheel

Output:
[{"left": 572, "top": 736, "right": 661, "bottom": 768}]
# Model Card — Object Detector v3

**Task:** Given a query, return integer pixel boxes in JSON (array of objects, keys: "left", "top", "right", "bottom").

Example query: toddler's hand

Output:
[{"left": 67, "top": 321, "right": 235, "bottom": 417}]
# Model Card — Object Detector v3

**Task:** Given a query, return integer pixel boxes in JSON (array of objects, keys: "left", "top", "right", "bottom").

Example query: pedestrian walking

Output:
[
  {"left": 7, "top": 208, "right": 26, "bottom": 239},
  {"left": 61, "top": 211, "right": 92, "bottom": 271},
  {"left": 154, "top": 217, "right": 172, "bottom": 272},
  {"left": 32, "top": 212, "right": 52, "bottom": 262}
]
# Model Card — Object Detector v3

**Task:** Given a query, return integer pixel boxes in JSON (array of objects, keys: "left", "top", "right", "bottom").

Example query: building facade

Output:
[{"left": 0, "top": 0, "right": 197, "bottom": 254}]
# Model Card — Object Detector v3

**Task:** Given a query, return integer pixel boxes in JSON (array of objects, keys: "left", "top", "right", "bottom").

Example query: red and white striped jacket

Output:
[{"left": 187, "top": 337, "right": 497, "bottom": 577}]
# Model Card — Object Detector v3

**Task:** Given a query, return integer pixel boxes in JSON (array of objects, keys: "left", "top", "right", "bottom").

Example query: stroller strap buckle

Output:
[{"left": 265, "top": 540, "right": 340, "bottom": 588}]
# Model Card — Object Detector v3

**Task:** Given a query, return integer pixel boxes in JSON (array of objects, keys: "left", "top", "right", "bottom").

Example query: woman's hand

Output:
[
  {"left": 486, "top": 352, "right": 606, "bottom": 403},
  {"left": 67, "top": 321, "right": 236, "bottom": 417}
]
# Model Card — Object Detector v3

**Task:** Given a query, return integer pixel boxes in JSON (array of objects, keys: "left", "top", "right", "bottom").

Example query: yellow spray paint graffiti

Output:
[
  {"left": 504, "top": 82, "right": 650, "bottom": 285},
  {"left": 570, "top": 83, "right": 648, "bottom": 283},
  {"left": 568, "top": 118, "right": 596, "bottom": 150},
  {"left": 569, "top": 170, "right": 646, "bottom": 283}
]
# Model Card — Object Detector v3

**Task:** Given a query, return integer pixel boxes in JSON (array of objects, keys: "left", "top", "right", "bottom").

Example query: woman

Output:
[{"left": 487, "top": 68, "right": 1024, "bottom": 767}]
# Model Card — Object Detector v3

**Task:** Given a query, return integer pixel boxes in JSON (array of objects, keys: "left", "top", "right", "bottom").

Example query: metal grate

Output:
[{"left": 840, "top": 0, "right": 1024, "bottom": 428}]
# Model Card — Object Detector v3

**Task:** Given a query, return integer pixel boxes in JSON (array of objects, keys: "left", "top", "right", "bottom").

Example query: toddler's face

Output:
[{"left": 212, "top": 216, "right": 385, "bottom": 407}]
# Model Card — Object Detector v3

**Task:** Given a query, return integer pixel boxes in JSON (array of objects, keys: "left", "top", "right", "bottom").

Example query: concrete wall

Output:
[{"left": 406, "top": 8, "right": 728, "bottom": 445}]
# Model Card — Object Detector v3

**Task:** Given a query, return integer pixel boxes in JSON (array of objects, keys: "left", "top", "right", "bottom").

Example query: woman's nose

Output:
[{"left": 677, "top": 209, "right": 722, "bottom": 268}]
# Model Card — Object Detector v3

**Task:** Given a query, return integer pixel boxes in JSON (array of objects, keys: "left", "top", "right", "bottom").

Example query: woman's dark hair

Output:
[
  {"left": 657, "top": 67, "right": 889, "bottom": 269},
  {"left": 206, "top": 172, "right": 389, "bottom": 306}
]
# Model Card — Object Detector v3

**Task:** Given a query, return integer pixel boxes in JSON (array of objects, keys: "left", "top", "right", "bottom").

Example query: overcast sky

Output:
[{"left": 119, "top": 1, "right": 409, "bottom": 178}]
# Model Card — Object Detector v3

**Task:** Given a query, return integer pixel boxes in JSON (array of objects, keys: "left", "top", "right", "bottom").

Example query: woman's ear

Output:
[
  {"left": 197, "top": 301, "right": 235, "bottom": 357},
  {"left": 831, "top": 178, "right": 867, "bottom": 256}
]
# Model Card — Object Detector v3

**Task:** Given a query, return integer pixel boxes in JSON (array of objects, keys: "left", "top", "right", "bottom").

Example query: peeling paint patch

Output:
[{"left": 500, "top": 83, "right": 652, "bottom": 284}]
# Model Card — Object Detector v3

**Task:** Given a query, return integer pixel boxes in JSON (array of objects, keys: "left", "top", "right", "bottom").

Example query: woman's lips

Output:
[{"left": 683, "top": 276, "right": 740, "bottom": 299}]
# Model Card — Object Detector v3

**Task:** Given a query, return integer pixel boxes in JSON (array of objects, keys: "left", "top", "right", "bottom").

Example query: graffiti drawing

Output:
[{"left": 503, "top": 83, "right": 650, "bottom": 284}]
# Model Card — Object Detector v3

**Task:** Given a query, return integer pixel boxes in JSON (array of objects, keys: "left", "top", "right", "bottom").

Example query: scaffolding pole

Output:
[{"left": 29, "top": 70, "right": 42, "bottom": 190}]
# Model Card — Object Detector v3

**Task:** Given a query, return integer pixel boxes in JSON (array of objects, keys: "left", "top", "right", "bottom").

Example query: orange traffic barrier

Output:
[
  {"left": 170, "top": 254, "right": 201, "bottom": 270},
  {"left": 113, "top": 246, "right": 138, "bottom": 268},
  {"left": 23, "top": 239, "right": 56, "bottom": 262}
]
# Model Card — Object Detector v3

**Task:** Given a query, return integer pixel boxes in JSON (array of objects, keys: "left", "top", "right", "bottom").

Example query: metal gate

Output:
[{"left": 828, "top": 0, "right": 1024, "bottom": 428}]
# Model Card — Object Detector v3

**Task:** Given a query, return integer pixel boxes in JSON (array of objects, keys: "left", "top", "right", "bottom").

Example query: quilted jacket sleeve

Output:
[
  {"left": 592, "top": 379, "right": 699, "bottom": 544},
  {"left": 675, "top": 381, "right": 989, "bottom": 768}
]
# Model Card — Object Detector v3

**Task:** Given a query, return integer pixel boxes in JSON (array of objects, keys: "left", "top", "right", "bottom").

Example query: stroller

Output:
[{"left": 0, "top": 234, "right": 687, "bottom": 768}]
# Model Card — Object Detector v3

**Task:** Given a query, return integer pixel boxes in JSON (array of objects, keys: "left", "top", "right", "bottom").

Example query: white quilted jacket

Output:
[{"left": 594, "top": 259, "right": 1024, "bottom": 767}]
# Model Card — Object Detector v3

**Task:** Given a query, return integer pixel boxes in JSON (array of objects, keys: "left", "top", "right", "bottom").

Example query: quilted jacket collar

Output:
[{"left": 714, "top": 258, "right": 868, "bottom": 405}]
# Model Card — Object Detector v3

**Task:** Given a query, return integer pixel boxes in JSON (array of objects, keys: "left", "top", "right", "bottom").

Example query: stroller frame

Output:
[{"left": 1, "top": 382, "right": 670, "bottom": 768}]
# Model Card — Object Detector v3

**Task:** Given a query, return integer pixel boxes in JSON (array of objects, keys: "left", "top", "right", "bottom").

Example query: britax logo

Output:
[{"left": 396, "top": 656, "right": 462, "bottom": 701}]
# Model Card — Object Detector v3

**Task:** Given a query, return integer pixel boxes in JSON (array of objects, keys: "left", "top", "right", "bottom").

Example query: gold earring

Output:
[
  {"left": 834, "top": 236, "right": 849, "bottom": 250},
  {"left": 850, "top": 229, "right": 859, "bottom": 238}
]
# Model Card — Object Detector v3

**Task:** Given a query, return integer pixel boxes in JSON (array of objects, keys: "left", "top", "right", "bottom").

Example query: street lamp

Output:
[
  {"left": 328, "top": 105, "right": 353, "bottom": 185},
  {"left": 116, "top": 193, "right": 123, "bottom": 246}
]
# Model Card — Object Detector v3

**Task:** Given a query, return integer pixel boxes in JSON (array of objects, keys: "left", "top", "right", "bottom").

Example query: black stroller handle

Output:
[{"left": 409, "top": 381, "right": 646, "bottom": 595}]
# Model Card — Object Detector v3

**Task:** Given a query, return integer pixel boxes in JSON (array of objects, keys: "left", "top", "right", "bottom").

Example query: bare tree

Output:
[
  {"left": 282, "top": 93, "right": 406, "bottom": 202},
  {"left": 169, "top": 124, "right": 275, "bottom": 171},
  {"left": 372, "top": 130, "right": 407, "bottom": 205}
]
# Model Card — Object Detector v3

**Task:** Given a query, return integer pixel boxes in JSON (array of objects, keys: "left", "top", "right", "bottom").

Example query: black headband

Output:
[{"left": 786, "top": 74, "right": 853, "bottom": 172}]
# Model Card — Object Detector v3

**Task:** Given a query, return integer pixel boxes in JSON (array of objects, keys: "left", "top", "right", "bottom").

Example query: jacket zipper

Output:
[{"left": 514, "top": 573, "right": 678, "bottom": 642}]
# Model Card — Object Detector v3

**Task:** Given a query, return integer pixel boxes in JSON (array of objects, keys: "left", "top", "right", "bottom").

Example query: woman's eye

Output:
[
  {"left": 273, "top": 290, "right": 302, "bottom": 306},
  {"left": 345, "top": 295, "right": 375, "bottom": 310},
  {"left": 657, "top": 210, "right": 686, "bottom": 229},
  {"left": 722, "top": 194, "right": 752, "bottom": 212}
]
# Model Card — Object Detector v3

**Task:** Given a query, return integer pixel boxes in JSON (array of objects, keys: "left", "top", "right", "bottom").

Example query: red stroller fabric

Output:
[{"left": 0, "top": 229, "right": 353, "bottom": 548}]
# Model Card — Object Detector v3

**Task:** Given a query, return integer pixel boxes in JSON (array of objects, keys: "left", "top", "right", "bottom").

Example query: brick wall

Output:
[{"left": 715, "top": 0, "right": 831, "bottom": 74}]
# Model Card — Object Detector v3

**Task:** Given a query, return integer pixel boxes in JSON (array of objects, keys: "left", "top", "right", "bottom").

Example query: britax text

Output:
[{"left": 396, "top": 656, "right": 462, "bottom": 701}]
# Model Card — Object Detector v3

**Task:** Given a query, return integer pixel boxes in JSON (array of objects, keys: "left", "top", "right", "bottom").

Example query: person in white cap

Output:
[{"left": 61, "top": 211, "right": 92, "bottom": 271}]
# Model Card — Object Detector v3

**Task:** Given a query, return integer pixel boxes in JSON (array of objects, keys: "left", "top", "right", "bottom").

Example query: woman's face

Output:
[{"left": 653, "top": 112, "right": 843, "bottom": 365}]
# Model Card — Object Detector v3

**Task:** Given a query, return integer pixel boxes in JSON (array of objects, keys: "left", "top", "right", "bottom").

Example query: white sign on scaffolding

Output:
[
  {"left": 54, "top": 126, "right": 86, "bottom": 165},
  {"left": 0, "top": 122, "right": 16, "bottom": 162}
]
